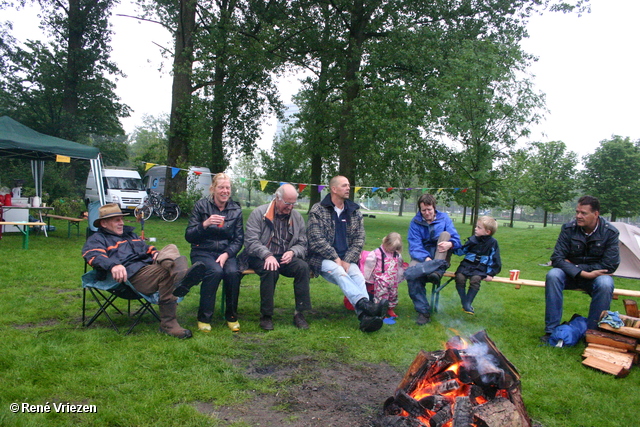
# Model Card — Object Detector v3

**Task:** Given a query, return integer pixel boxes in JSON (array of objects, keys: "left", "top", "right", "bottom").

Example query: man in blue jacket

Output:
[
  {"left": 83, "top": 204, "right": 205, "bottom": 338},
  {"left": 407, "top": 194, "right": 461, "bottom": 324},
  {"left": 542, "top": 195, "right": 619, "bottom": 342}
]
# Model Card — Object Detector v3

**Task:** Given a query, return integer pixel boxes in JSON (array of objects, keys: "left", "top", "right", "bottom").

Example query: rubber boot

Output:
[
  {"left": 159, "top": 303, "right": 192, "bottom": 339},
  {"left": 456, "top": 284, "right": 467, "bottom": 310},
  {"left": 463, "top": 288, "right": 479, "bottom": 315}
]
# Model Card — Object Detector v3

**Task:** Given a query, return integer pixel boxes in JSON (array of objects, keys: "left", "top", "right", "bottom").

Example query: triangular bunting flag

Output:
[
  {"left": 260, "top": 180, "right": 268, "bottom": 191},
  {"left": 171, "top": 167, "right": 181, "bottom": 178},
  {"left": 372, "top": 187, "right": 380, "bottom": 192},
  {"left": 354, "top": 186, "right": 361, "bottom": 193},
  {"left": 298, "top": 184, "right": 307, "bottom": 192},
  {"left": 386, "top": 187, "right": 394, "bottom": 193},
  {"left": 193, "top": 171, "right": 202, "bottom": 176},
  {"left": 318, "top": 185, "right": 326, "bottom": 193},
  {"left": 144, "top": 162, "right": 156, "bottom": 171},
  {"left": 279, "top": 182, "right": 286, "bottom": 186},
  {"left": 240, "top": 177, "right": 246, "bottom": 183},
  {"left": 462, "top": 188, "right": 468, "bottom": 193}
]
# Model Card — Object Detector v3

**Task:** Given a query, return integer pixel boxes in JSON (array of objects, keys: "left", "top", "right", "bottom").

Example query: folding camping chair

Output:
[
  {"left": 81, "top": 200, "right": 180, "bottom": 335},
  {"left": 81, "top": 270, "right": 161, "bottom": 335}
]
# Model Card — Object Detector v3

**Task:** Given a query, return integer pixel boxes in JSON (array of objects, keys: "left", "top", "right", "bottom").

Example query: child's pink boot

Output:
[{"left": 387, "top": 308, "right": 398, "bottom": 318}]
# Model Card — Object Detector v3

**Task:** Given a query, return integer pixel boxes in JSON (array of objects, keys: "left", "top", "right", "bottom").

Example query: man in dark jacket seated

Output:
[
  {"left": 542, "top": 195, "right": 620, "bottom": 343},
  {"left": 83, "top": 204, "right": 205, "bottom": 339}
]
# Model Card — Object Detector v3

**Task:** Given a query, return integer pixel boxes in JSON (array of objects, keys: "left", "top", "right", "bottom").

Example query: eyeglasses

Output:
[{"left": 281, "top": 200, "right": 296, "bottom": 206}]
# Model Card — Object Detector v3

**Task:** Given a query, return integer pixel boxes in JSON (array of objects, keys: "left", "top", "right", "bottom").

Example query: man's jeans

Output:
[
  {"left": 320, "top": 260, "right": 369, "bottom": 316},
  {"left": 545, "top": 267, "right": 614, "bottom": 332},
  {"left": 407, "top": 277, "right": 431, "bottom": 315}
]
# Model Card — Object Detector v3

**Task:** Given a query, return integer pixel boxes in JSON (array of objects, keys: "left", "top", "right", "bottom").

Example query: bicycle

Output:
[{"left": 134, "top": 191, "right": 181, "bottom": 222}]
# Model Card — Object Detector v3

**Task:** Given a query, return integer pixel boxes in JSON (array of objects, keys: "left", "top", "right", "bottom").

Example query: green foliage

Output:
[
  {"left": 259, "top": 126, "right": 310, "bottom": 193},
  {"left": 128, "top": 114, "right": 170, "bottom": 167},
  {"left": 0, "top": 0, "right": 129, "bottom": 141},
  {"left": 50, "top": 196, "right": 86, "bottom": 217},
  {"left": 172, "top": 179, "right": 203, "bottom": 219},
  {"left": 523, "top": 141, "right": 578, "bottom": 214},
  {"left": 581, "top": 135, "right": 640, "bottom": 221}
]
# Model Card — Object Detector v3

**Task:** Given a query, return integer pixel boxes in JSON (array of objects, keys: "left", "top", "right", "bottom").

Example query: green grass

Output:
[{"left": 1, "top": 211, "right": 639, "bottom": 426}]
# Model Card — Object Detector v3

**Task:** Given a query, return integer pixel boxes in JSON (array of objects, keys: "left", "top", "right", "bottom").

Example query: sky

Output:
[{"left": 4, "top": 0, "right": 639, "bottom": 159}]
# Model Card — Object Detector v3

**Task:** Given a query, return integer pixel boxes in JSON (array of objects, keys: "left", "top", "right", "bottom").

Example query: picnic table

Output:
[
  {"left": 0, "top": 221, "right": 46, "bottom": 249},
  {"left": 44, "top": 213, "right": 86, "bottom": 237}
]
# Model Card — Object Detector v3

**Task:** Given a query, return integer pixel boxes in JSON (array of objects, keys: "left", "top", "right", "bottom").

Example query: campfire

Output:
[{"left": 380, "top": 330, "right": 531, "bottom": 427}]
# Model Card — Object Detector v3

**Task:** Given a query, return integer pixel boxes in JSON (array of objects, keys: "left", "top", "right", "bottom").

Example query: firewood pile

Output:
[
  {"left": 380, "top": 330, "right": 531, "bottom": 427},
  {"left": 583, "top": 301, "right": 640, "bottom": 378}
]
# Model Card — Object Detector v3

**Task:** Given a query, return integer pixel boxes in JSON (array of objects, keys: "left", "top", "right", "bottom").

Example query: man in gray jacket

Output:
[{"left": 244, "top": 184, "right": 311, "bottom": 330}]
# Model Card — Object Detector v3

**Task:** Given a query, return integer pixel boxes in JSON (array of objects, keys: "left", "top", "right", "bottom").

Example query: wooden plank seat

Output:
[
  {"left": 0, "top": 221, "right": 46, "bottom": 249},
  {"left": 45, "top": 214, "right": 86, "bottom": 237}
]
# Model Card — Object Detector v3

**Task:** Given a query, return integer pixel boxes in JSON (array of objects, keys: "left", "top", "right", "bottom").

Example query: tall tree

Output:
[
  {"left": 523, "top": 141, "right": 578, "bottom": 226},
  {"left": 496, "top": 148, "right": 531, "bottom": 228},
  {"left": 0, "top": 0, "right": 129, "bottom": 141},
  {"left": 582, "top": 136, "right": 640, "bottom": 221},
  {"left": 432, "top": 38, "right": 545, "bottom": 226}
]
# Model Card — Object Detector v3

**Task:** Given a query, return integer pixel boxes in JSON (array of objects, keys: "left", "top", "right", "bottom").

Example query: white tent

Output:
[{"left": 612, "top": 222, "right": 640, "bottom": 280}]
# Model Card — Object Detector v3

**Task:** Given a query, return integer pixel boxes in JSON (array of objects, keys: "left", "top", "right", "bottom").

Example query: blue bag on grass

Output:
[{"left": 548, "top": 315, "right": 588, "bottom": 347}]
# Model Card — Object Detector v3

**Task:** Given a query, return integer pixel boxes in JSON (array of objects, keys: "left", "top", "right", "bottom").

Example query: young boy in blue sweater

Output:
[{"left": 454, "top": 216, "right": 501, "bottom": 315}]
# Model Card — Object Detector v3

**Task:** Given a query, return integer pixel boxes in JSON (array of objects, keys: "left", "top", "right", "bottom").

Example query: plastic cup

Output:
[
  {"left": 509, "top": 270, "right": 520, "bottom": 281},
  {"left": 218, "top": 218, "right": 224, "bottom": 228}
]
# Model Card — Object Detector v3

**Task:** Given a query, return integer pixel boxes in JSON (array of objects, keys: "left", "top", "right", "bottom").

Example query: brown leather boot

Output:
[{"left": 158, "top": 303, "right": 192, "bottom": 339}]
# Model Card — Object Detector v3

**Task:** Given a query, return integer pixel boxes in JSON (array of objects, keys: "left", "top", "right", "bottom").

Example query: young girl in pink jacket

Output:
[{"left": 362, "top": 232, "right": 408, "bottom": 318}]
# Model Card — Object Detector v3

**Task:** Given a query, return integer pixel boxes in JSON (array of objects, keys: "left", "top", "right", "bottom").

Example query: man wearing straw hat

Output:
[{"left": 83, "top": 203, "right": 205, "bottom": 339}]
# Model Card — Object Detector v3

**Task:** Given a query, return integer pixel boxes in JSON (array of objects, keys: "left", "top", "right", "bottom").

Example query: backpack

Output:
[{"left": 359, "top": 247, "right": 386, "bottom": 280}]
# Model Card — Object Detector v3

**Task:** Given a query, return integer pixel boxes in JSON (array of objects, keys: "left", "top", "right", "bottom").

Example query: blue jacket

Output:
[
  {"left": 454, "top": 234, "right": 501, "bottom": 277},
  {"left": 407, "top": 210, "right": 461, "bottom": 262}
]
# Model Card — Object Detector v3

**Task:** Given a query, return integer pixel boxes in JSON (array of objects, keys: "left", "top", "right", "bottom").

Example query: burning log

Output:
[
  {"left": 428, "top": 403, "right": 451, "bottom": 427},
  {"left": 381, "top": 330, "right": 531, "bottom": 427},
  {"left": 452, "top": 396, "right": 473, "bottom": 427},
  {"left": 473, "top": 397, "right": 528, "bottom": 427},
  {"left": 394, "top": 390, "right": 428, "bottom": 419}
]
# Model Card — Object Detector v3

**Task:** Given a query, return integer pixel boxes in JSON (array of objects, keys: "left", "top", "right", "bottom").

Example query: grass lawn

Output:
[{"left": 1, "top": 210, "right": 639, "bottom": 427}]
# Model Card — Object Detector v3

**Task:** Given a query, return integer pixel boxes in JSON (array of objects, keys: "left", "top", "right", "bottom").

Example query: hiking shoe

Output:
[
  {"left": 387, "top": 308, "right": 398, "bottom": 318},
  {"left": 197, "top": 321, "right": 211, "bottom": 332},
  {"left": 173, "top": 261, "right": 206, "bottom": 297},
  {"left": 359, "top": 315, "right": 383, "bottom": 332},
  {"left": 356, "top": 298, "right": 389, "bottom": 318},
  {"left": 416, "top": 312, "right": 431, "bottom": 325},
  {"left": 293, "top": 313, "right": 309, "bottom": 329},
  {"left": 259, "top": 316, "right": 274, "bottom": 331},
  {"left": 227, "top": 321, "right": 240, "bottom": 332},
  {"left": 462, "top": 305, "right": 475, "bottom": 315},
  {"left": 539, "top": 333, "right": 551, "bottom": 345}
]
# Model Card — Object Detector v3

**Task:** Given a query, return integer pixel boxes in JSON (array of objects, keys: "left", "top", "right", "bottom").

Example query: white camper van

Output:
[
  {"left": 143, "top": 166, "right": 212, "bottom": 198},
  {"left": 85, "top": 168, "right": 147, "bottom": 212}
]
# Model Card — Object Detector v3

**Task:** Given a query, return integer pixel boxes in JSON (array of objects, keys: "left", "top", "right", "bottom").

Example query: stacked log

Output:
[{"left": 582, "top": 303, "right": 640, "bottom": 377}]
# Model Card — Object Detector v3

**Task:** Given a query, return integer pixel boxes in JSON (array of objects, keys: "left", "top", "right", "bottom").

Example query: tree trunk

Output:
[
  {"left": 398, "top": 190, "right": 405, "bottom": 217},
  {"left": 337, "top": 1, "right": 368, "bottom": 198},
  {"left": 462, "top": 206, "right": 467, "bottom": 224},
  {"left": 472, "top": 181, "right": 481, "bottom": 227},
  {"left": 166, "top": 0, "right": 196, "bottom": 197},
  {"left": 543, "top": 210, "right": 548, "bottom": 227},
  {"left": 62, "top": 0, "right": 83, "bottom": 140},
  {"left": 308, "top": 152, "right": 322, "bottom": 213},
  {"left": 509, "top": 199, "right": 516, "bottom": 228}
]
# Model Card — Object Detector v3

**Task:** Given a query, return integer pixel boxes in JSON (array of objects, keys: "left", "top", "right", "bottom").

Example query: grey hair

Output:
[{"left": 275, "top": 185, "right": 286, "bottom": 200}]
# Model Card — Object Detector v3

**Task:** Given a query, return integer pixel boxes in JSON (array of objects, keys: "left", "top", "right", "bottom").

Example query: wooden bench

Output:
[
  {"left": 441, "top": 272, "right": 640, "bottom": 299},
  {"left": 45, "top": 214, "right": 86, "bottom": 237},
  {"left": 0, "top": 221, "right": 46, "bottom": 249}
]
